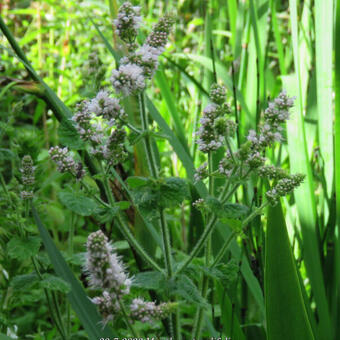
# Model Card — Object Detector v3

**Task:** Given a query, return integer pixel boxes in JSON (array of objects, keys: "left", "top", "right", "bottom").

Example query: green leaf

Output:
[
  {"left": 265, "top": 202, "right": 315, "bottom": 340},
  {"left": 126, "top": 176, "right": 151, "bottom": 188},
  {"left": 217, "top": 259, "right": 240, "bottom": 292},
  {"left": 159, "top": 177, "right": 190, "bottom": 207},
  {"left": 40, "top": 273, "right": 71, "bottom": 293},
  {"left": 132, "top": 271, "right": 166, "bottom": 290},
  {"left": 58, "top": 191, "right": 97, "bottom": 216},
  {"left": 172, "top": 274, "right": 208, "bottom": 307},
  {"left": 205, "top": 196, "right": 249, "bottom": 221},
  {"left": 58, "top": 120, "right": 85, "bottom": 150},
  {"left": 32, "top": 205, "right": 116, "bottom": 338},
  {"left": 7, "top": 236, "right": 41, "bottom": 260},
  {"left": 96, "top": 201, "right": 131, "bottom": 223},
  {"left": 10, "top": 273, "right": 39, "bottom": 290},
  {"left": 222, "top": 203, "right": 249, "bottom": 219}
]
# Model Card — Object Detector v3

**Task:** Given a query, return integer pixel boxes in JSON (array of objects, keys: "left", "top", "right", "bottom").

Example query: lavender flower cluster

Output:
[
  {"left": 247, "top": 90, "right": 295, "bottom": 149},
  {"left": 218, "top": 90, "right": 296, "bottom": 180},
  {"left": 194, "top": 85, "right": 304, "bottom": 206},
  {"left": 49, "top": 146, "right": 85, "bottom": 179},
  {"left": 84, "top": 230, "right": 172, "bottom": 325},
  {"left": 195, "top": 84, "right": 233, "bottom": 153},
  {"left": 49, "top": 1, "right": 174, "bottom": 173},
  {"left": 130, "top": 298, "right": 172, "bottom": 323},
  {"left": 111, "top": 2, "right": 174, "bottom": 96}
]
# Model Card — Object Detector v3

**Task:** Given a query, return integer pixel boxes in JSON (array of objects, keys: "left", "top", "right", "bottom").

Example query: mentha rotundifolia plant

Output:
[{"left": 20, "top": 1, "right": 304, "bottom": 338}]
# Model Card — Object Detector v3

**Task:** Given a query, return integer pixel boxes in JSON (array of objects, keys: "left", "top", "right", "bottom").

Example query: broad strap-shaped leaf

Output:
[
  {"left": 32, "top": 205, "right": 115, "bottom": 339},
  {"left": 265, "top": 202, "right": 315, "bottom": 340}
]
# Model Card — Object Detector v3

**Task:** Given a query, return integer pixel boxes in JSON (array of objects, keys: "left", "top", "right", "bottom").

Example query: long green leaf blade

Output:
[
  {"left": 265, "top": 202, "right": 315, "bottom": 340},
  {"left": 32, "top": 205, "right": 116, "bottom": 339}
]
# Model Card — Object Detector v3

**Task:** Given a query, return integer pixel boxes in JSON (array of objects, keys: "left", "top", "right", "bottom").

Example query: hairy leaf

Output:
[
  {"left": 58, "top": 191, "right": 97, "bottom": 216},
  {"left": 7, "top": 236, "right": 41, "bottom": 260},
  {"left": 132, "top": 271, "right": 166, "bottom": 290},
  {"left": 40, "top": 273, "right": 71, "bottom": 293}
]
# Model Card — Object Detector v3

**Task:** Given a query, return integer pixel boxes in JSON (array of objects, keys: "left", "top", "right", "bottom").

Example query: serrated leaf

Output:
[
  {"left": 58, "top": 120, "right": 85, "bottom": 150},
  {"left": 40, "top": 273, "right": 71, "bottom": 293},
  {"left": 58, "top": 191, "right": 97, "bottom": 216},
  {"left": 159, "top": 177, "right": 190, "bottom": 207},
  {"left": 96, "top": 201, "right": 131, "bottom": 223},
  {"left": 205, "top": 197, "right": 249, "bottom": 224},
  {"left": 172, "top": 275, "right": 208, "bottom": 307},
  {"left": 222, "top": 203, "right": 249, "bottom": 219},
  {"left": 132, "top": 271, "right": 166, "bottom": 290},
  {"left": 10, "top": 273, "right": 39, "bottom": 290},
  {"left": 126, "top": 176, "right": 150, "bottom": 188},
  {"left": 221, "top": 218, "right": 243, "bottom": 232},
  {"left": 7, "top": 236, "right": 41, "bottom": 260},
  {"left": 217, "top": 259, "right": 240, "bottom": 292}
]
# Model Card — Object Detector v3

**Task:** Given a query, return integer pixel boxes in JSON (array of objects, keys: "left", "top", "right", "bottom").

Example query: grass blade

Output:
[
  {"left": 32, "top": 205, "right": 116, "bottom": 339},
  {"left": 285, "top": 0, "right": 333, "bottom": 337},
  {"left": 334, "top": 0, "right": 340, "bottom": 337},
  {"left": 265, "top": 202, "right": 315, "bottom": 340},
  {"left": 315, "top": 0, "right": 334, "bottom": 198},
  {"left": 155, "top": 69, "right": 190, "bottom": 155}
]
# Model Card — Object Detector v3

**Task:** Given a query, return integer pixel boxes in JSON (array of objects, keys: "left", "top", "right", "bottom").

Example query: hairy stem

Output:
[
  {"left": 193, "top": 152, "right": 214, "bottom": 338},
  {"left": 138, "top": 91, "right": 179, "bottom": 338}
]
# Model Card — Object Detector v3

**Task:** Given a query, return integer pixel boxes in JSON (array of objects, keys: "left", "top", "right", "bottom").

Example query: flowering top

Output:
[
  {"left": 111, "top": 63, "right": 146, "bottom": 97},
  {"left": 195, "top": 84, "right": 232, "bottom": 153},
  {"left": 85, "top": 230, "right": 132, "bottom": 297},
  {"left": 146, "top": 14, "right": 174, "bottom": 51},
  {"left": 247, "top": 90, "right": 295, "bottom": 149},
  {"left": 130, "top": 298, "right": 173, "bottom": 323},
  {"left": 72, "top": 101, "right": 103, "bottom": 144},
  {"left": 49, "top": 146, "right": 85, "bottom": 179},
  {"left": 266, "top": 173, "right": 305, "bottom": 205},
  {"left": 111, "top": 5, "right": 174, "bottom": 97},
  {"left": 114, "top": 2, "right": 142, "bottom": 43},
  {"left": 87, "top": 90, "right": 126, "bottom": 126},
  {"left": 121, "top": 44, "right": 162, "bottom": 79}
]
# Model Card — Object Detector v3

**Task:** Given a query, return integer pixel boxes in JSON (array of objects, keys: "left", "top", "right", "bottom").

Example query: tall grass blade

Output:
[
  {"left": 285, "top": 1, "right": 333, "bottom": 337},
  {"left": 32, "top": 205, "right": 115, "bottom": 339},
  {"left": 315, "top": 0, "right": 334, "bottom": 198},
  {"left": 334, "top": 0, "right": 340, "bottom": 337},
  {"left": 155, "top": 69, "right": 190, "bottom": 155},
  {"left": 265, "top": 202, "right": 315, "bottom": 340}
]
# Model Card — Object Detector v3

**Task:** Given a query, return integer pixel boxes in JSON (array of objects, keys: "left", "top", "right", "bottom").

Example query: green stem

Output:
[
  {"left": 139, "top": 92, "right": 158, "bottom": 178},
  {"left": 81, "top": 173, "right": 163, "bottom": 273},
  {"left": 138, "top": 91, "right": 179, "bottom": 338},
  {"left": 211, "top": 230, "right": 237, "bottom": 268},
  {"left": 241, "top": 201, "right": 269, "bottom": 227},
  {"left": 118, "top": 298, "right": 139, "bottom": 337},
  {"left": 176, "top": 170, "right": 253, "bottom": 276},
  {"left": 193, "top": 152, "right": 214, "bottom": 338},
  {"left": 225, "top": 137, "right": 236, "bottom": 163},
  {"left": 32, "top": 257, "right": 67, "bottom": 340},
  {"left": 160, "top": 208, "right": 173, "bottom": 278}
]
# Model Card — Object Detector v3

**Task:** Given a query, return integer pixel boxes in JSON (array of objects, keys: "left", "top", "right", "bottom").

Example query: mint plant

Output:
[{"left": 0, "top": 1, "right": 307, "bottom": 339}]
